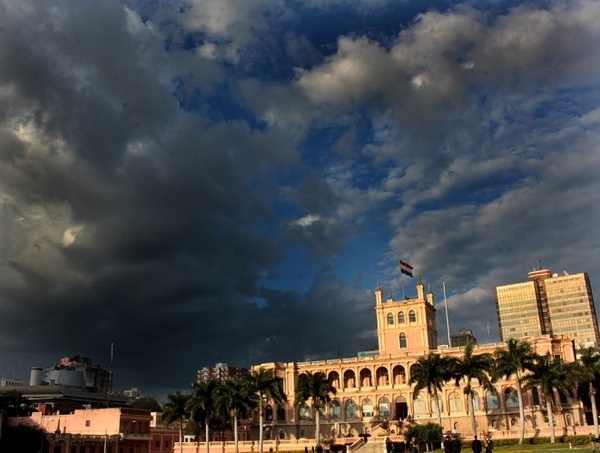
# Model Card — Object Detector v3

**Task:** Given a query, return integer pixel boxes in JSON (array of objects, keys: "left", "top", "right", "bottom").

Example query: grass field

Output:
[
  {"left": 429, "top": 444, "right": 596, "bottom": 453},
  {"left": 492, "top": 445, "right": 593, "bottom": 453}
]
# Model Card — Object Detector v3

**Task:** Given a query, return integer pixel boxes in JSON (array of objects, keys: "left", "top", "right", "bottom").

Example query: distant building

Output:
[
  {"left": 123, "top": 387, "right": 143, "bottom": 399},
  {"left": 41, "top": 355, "right": 112, "bottom": 393},
  {"left": 450, "top": 328, "right": 476, "bottom": 347},
  {"left": 197, "top": 363, "right": 249, "bottom": 383},
  {"left": 0, "top": 355, "right": 127, "bottom": 408},
  {"left": 495, "top": 269, "right": 600, "bottom": 347},
  {"left": 0, "top": 378, "right": 24, "bottom": 387}
]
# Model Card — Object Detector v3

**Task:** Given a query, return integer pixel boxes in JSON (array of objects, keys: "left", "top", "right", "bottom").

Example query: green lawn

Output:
[
  {"left": 492, "top": 445, "right": 592, "bottom": 453},
  {"left": 428, "top": 445, "right": 595, "bottom": 453}
]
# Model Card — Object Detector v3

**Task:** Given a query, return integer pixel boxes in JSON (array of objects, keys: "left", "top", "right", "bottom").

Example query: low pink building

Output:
[{"left": 10, "top": 407, "right": 167, "bottom": 453}]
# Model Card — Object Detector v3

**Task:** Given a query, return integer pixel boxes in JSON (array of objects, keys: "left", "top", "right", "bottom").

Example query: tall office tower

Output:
[{"left": 495, "top": 269, "right": 600, "bottom": 348}]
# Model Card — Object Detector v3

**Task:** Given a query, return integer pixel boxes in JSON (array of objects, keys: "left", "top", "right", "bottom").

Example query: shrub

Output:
[{"left": 403, "top": 422, "right": 443, "bottom": 444}]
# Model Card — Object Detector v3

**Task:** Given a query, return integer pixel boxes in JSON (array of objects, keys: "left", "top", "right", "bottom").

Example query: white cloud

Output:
[{"left": 292, "top": 214, "right": 321, "bottom": 227}]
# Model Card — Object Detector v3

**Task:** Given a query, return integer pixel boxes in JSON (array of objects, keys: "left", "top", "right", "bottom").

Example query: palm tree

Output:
[
  {"left": 294, "top": 371, "right": 337, "bottom": 445},
  {"left": 492, "top": 338, "right": 536, "bottom": 445},
  {"left": 248, "top": 367, "right": 287, "bottom": 453},
  {"left": 186, "top": 377, "right": 221, "bottom": 453},
  {"left": 574, "top": 347, "right": 600, "bottom": 438},
  {"left": 162, "top": 390, "right": 190, "bottom": 453},
  {"left": 523, "top": 354, "right": 574, "bottom": 443},
  {"left": 409, "top": 352, "right": 456, "bottom": 427},
  {"left": 217, "top": 376, "right": 256, "bottom": 453},
  {"left": 452, "top": 340, "right": 494, "bottom": 437}
]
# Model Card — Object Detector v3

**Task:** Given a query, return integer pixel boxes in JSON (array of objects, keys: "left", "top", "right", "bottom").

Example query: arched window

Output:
[
  {"left": 511, "top": 417, "right": 518, "bottom": 427},
  {"left": 330, "top": 400, "right": 341, "bottom": 419},
  {"left": 399, "top": 333, "right": 407, "bottom": 348},
  {"left": 344, "top": 370, "right": 356, "bottom": 388},
  {"left": 486, "top": 390, "right": 499, "bottom": 410},
  {"left": 387, "top": 313, "right": 394, "bottom": 325},
  {"left": 393, "top": 365, "right": 406, "bottom": 384},
  {"left": 449, "top": 391, "right": 461, "bottom": 412},
  {"left": 328, "top": 371, "right": 340, "bottom": 389},
  {"left": 345, "top": 399, "right": 358, "bottom": 419},
  {"left": 504, "top": 388, "right": 519, "bottom": 408},
  {"left": 531, "top": 387, "right": 540, "bottom": 406},
  {"left": 409, "top": 310, "right": 416, "bottom": 322},
  {"left": 376, "top": 366, "right": 389, "bottom": 386},
  {"left": 379, "top": 397, "right": 391, "bottom": 418},
  {"left": 359, "top": 368, "right": 372, "bottom": 387},
  {"left": 472, "top": 391, "right": 481, "bottom": 411},
  {"left": 298, "top": 403, "right": 310, "bottom": 420},
  {"left": 279, "top": 430, "right": 286, "bottom": 440},
  {"left": 266, "top": 404, "right": 273, "bottom": 421},
  {"left": 566, "top": 414, "right": 574, "bottom": 426},
  {"left": 362, "top": 398, "right": 374, "bottom": 417},
  {"left": 413, "top": 393, "right": 426, "bottom": 415},
  {"left": 277, "top": 406, "right": 286, "bottom": 421},
  {"left": 398, "top": 312, "right": 405, "bottom": 323}
]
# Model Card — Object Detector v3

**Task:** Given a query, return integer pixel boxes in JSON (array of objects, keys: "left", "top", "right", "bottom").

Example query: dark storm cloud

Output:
[{"left": 0, "top": 0, "right": 297, "bottom": 394}]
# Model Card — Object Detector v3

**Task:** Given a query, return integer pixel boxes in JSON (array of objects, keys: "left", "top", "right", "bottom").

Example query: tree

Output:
[
  {"left": 248, "top": 367, "right": 287, "bottom": 453},
  {"left": 452, "top": 341, "right": 494, "bottom": 436},
  {"left": 408, "top": 352, "right": 456, "bottom": 427},
  {"left": 187, "top": 378, "right": 221, "bottom": 453},
  {"left": 523, "top": 354, "right": 574, "bottom": 443},
  {"left": 0, "top": 390, "right": 33, "bottom": 417},
  {"left": 492, "top": 338, "right": 536, "bottom": 445},
  {"left": 0, "top": 390, "right": 38, "bottom": 453},
  {"left": 403, "top": 421, "right": 443, "bottom": 452},
  {"left": 573, "top": 347, "right": 600, "bottom": 438},
  {"left": 295, "top": 371, "right": 336, "bottom": 445},
  {"left": 162, "top": 390, "right": 190, "bottom": 453},
  {"left": 0, "top": 423, "right": 48, "bottom": 453},
  {"left": 217, "top": 376, "right": 256, "bottom": 453}
]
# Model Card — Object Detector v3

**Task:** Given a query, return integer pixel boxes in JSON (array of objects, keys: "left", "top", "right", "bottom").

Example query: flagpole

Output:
[
  {"left": 401, "top": 278, "right": 405, "bottom": 299},
  {"left": 443, "top": 279, "right": 451, "bottom": 346}
]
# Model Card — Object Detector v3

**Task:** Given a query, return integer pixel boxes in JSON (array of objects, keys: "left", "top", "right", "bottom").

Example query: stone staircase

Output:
[{"left": 355, "top": 439, "right": 386, "bottom": 453}]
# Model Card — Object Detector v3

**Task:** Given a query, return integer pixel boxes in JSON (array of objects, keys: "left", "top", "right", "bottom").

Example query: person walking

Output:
[
  {"left": 483, "top": 434, "right": 493, "bottom": 453},
  {"left": 410, "top": 437, "right": 419, "bottom": 453},
  {"left": 471, "top": 436, "right": 482, "bottom": 453},
  {"left": 451, "top": 435, "right": 462, "bottom": 453},
  {"left": 443, "top": 435, "right": 452, "bottom": 453}
]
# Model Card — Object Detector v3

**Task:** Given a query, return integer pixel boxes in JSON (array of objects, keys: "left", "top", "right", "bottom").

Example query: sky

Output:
[{"left": 0, "top": 0, "right": 599, "bottom": 401}]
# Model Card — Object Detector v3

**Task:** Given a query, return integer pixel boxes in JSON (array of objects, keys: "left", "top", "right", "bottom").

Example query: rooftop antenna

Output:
[{"left": 443, "top": 279, "right": 451, "bottom": 346}]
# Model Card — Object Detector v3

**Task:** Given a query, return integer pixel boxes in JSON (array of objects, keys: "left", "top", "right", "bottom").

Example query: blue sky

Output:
[{"left": 0, "top": 0, "right": 599, "bottom": 399}]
